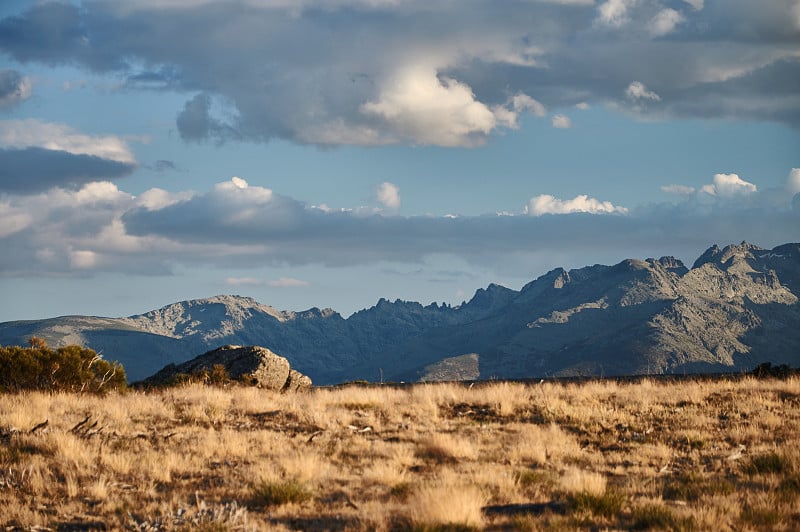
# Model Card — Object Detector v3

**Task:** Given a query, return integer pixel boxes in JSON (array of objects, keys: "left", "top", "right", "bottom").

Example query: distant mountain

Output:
[{"left": 1, "top": 242, "right": 798, "bottom": 384}]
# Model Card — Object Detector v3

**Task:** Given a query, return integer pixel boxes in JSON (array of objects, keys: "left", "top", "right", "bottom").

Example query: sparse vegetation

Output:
[{"left": 1, "top": 376, "right": 800, "bottom": 529}]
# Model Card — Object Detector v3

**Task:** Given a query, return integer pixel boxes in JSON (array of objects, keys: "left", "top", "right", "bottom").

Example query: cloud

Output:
[
  {"left": 787, "top": 168, "right": 800, "bottom": 195},
  {"left": 661, "top": 184, "right": 697, "bottom": 196},
  {"left": 649, "top": 8, "right": 684, "bottom": 37},
  {"left": 0, "top": 147, "right": 136, "bottom": 194},
  {"left": 268, "top": 277, "right": 311, "bottom": 287},
  {"left": 0, "top": 69, "right": 31, "bottom": 109},
  {"left": 151, "top": 160, "right": 178, "bottom": 173},
  {"left": 361, "top": 66, "right": 513, "bottom": 147},
  {"left": 375, "top": 182, "right": 401, "bottom": 210},
  {"left": 0, "top": 120, "right": 137, "bottom": 193},
  {"left": 525, "top": 194, "right": 629, "bottom": 216},
  {"left": 596, "top": 0, "right": 636, "bottom": 27},
  {"left": 0, "top": 119, "right": 135, "bottom": 163},
  {"left": 574, "top": 102, "right": 590, "bottom": 110},
  {"left": 625, "top": 81, "right": 661, "bottom": 101},
  {"left": 1, "top": 0, "right": 797, "bottom": 145},
  {"left": 176, "top": 93, "right": 238, "bottom": 142},
  {"left": 551, "top": 114, "right": 572, "bottom": 128},
  {"left": 700, "top": 173, "right": 757, "bottom": 197},
  {"left": 0, "top": 175, "right": 797, "bottom": 278}
]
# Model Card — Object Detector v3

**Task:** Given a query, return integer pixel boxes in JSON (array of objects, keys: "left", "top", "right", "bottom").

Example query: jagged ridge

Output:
[{"left": 1, "top": 242, "right": 798, "bottom": 383}]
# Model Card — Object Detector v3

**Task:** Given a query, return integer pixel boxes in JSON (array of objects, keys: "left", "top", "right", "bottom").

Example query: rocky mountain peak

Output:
[
  {"left": 467, "top": 283, "right": 515, "bottom": 307},
  {"left": 692, "top": 241, "right": 764, "bottom": 270},
  {"left": 648, "top": 256, "right": 688, "bottom": 275}
]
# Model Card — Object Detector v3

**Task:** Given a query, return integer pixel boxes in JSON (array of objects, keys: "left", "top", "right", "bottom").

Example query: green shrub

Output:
[
  {"left": 0, "top": 340, "right": 126, "bottom": 394},
  {"left": 252, "top": 479, "right": 312, "bottom": 507}
]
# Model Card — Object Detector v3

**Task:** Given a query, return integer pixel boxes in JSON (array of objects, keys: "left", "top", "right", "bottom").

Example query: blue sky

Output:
[{"left": 0, "top": 0, "right": 798, "bottom": 321}]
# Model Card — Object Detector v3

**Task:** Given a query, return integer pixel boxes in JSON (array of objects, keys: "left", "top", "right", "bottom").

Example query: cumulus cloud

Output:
[
  {"left": 551, "top": 114, "right": 572, "bottom": 128},
  {"left": 1, "top": 0, "right": 797, "bottom": 146},
  {"left": 375, "top": 182, "right": 401, "bottom": 210},
  {"left": 524, "top": 194, "right": 628, "bottom": 216},
  {"left": 649, "top": 8, "right": 684, "bottom": 37},
  {"left": 0, "top": 69, "right": 31, "bottom": 109},
  {"left": 700, "top": 173, "right": 758, "bottom": 197},
  {"left": 361, "top": 67, "right": 510, "bottom": 147},
  {"left": 625, "top": 81, "right": 661, "bottom": 101}
]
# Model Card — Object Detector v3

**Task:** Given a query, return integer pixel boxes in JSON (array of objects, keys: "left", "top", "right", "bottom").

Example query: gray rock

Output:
[{"left": 142, "top": 345, "right": 311, "bottom": 391}]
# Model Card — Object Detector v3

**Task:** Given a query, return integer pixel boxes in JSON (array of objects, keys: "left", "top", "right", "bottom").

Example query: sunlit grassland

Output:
[{"left": 1, "top": 377, "right": 799, "bottom": 530}]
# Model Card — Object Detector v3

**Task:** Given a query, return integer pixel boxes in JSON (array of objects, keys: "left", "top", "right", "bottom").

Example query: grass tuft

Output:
[
  {"left": 743, "top": 452, "right": 790, "bottom": 475},
  {"left": 251, "top": 479, "right": 312, "bottom": 507}
]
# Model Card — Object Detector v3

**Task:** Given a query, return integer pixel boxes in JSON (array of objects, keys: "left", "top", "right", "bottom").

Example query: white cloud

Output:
[
  {"left": 0, "top": 119, "right": 136, "bottom": 164},
  {"left": 136, "top": 188, "right": 194, "bottom": 211},
  {"left": 683, "top": 0, "right": 703, "bottom": 10},
  {"left": 69, "top": 250, "right": 99, "bottom": 269},
  {"left": 361, "top": 66, "right": 504, "bottom": 147},
  {"left": 524, "top": 194, "right": 628, "bottom": 216},
  {"left": 551, "top": 114, "right": 572, "bottom": 128},
  {"left": 268, "top": 277, "right": 310, "bottom": 287},
  {"left": 649, "top": 8, "right": 684, "bottom": 37},
  {"left": 596, "top": 0, "right": 636, "bottom": 27},
  {"left": 700, "top": 173, "right": 757, "bottom": 197},
  {"left": 511, "top": 93, "right": 547, "bottom": 117},
  {"left": 661, "top": 184, "right": 697, "bottom": 196},
  {"left": 574, "top": 102, "right": 590, "bottom": 110},
  {"left": 625, "top": 81, "right": 661, "bottom": 101},
  {"left": 787, "top": 168, "right": 800, "bottom": 195},
  {"left": 375, "top": 182, "right": 401, "bottom": 210}
]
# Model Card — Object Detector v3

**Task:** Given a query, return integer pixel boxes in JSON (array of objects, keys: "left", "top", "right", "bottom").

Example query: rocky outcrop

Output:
[{"left": 142, "top": 345, "right": 312, "bottom": 391}]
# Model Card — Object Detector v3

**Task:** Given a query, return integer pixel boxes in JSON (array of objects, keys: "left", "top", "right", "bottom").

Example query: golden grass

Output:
[{"left": 1, "top": 376, "right": 799, "bottom": 530}]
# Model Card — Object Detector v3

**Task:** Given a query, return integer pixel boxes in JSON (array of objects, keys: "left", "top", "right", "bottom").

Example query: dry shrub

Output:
[
  {"left": 479, "top": 381, "right": 530, "bottom": 417},
  {"left": 409, "top": 479, "right": 487, "bottom": 528},
  {"left": 559, "top": 467, "right": 606, "bottom": 496},
  {"left": 416, "top": 432, "right": 478, "bottom": 464},
  {"left": 509, "top": 422, "right": 583, "bottom": 466}
]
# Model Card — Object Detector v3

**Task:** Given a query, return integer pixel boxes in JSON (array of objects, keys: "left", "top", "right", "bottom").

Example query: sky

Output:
[{"left": 0, "top": 0, "right": 799, "bottom": 321}]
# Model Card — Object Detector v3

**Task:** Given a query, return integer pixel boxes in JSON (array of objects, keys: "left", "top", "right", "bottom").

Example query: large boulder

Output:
[{"left": 142, "top": 345, "right": 312, "bottom": 391}]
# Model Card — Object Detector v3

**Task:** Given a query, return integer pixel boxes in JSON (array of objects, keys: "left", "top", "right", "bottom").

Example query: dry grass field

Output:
[{"left": 2, "top": 376, "right": 800, "bottom": 530}]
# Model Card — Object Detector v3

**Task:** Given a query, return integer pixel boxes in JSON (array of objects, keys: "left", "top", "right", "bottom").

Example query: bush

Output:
[{"left": 0, "top": 338, "right": 126, "bottom": 394}]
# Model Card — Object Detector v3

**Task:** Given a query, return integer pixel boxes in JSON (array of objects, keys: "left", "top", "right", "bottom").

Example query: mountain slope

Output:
[{"left": 1, "top": 242, "right": 798, "bottom": 383}]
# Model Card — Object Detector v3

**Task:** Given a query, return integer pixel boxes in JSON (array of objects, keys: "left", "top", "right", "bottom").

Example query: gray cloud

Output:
[
  {"left": 0, "top": 69, "right": 31, "bottom": 109},
  {"left": 0, "top": 147, "right": 136, "bottom": 193},
  {"left": 0, "top": 0, "right": 797, "bottom": 148},
  {"left": 1, "top": 176, "right": 797, "bottom": 278}
]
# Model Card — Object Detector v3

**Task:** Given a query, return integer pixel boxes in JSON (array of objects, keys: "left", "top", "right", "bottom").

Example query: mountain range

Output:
[{"left": 1, "top": 241, "right": 798, "bottom": 384}]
